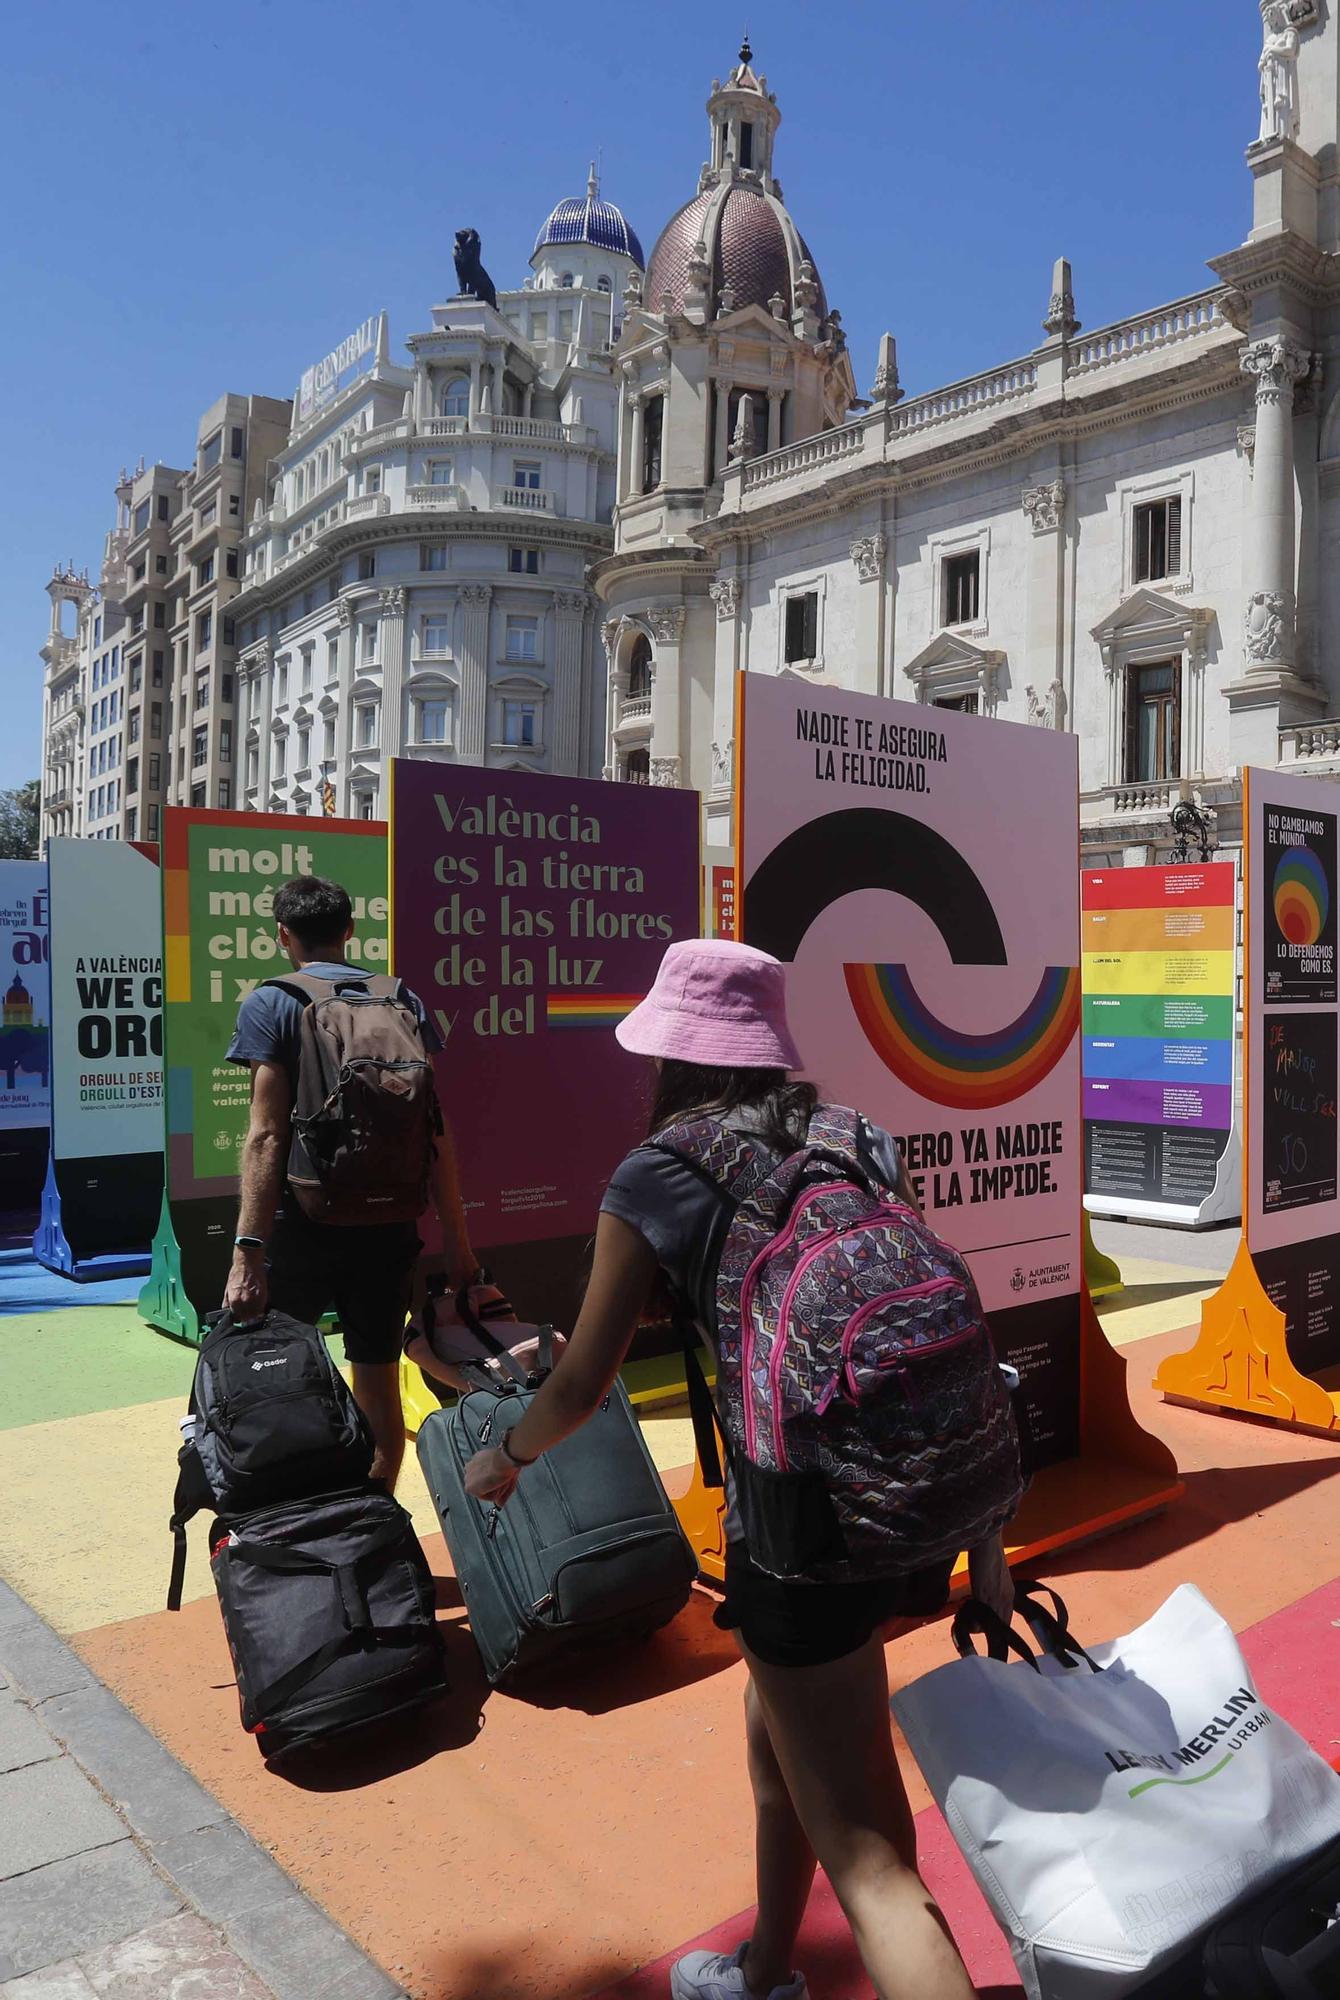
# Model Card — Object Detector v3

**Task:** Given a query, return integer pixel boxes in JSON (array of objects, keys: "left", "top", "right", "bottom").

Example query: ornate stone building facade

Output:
[
  {"left": 599, "top": 13, "right": 1340, "bottom": 868},
  {"left": 228, "top": 185, "right": 643, "bottom": 819}
]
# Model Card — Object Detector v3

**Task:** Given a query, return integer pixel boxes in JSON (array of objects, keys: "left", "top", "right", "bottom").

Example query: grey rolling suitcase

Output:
[{"left": 416, "top": 1356, "right": 697, "bottom": 1685}]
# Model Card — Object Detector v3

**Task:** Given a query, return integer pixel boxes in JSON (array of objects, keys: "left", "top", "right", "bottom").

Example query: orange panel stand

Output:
[{"left": 1155, "top": 1239, "right": 1340, "bottom": 1437}]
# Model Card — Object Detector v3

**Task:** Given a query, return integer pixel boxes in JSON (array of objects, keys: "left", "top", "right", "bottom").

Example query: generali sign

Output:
[{"left": 297, "top": 312, "right": 382, "bottom": 420}]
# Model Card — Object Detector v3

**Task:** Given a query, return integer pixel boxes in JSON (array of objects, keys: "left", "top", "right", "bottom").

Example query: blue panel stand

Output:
[{"left": 33, "top": 1152, "right": 154, "bottom": 1282}]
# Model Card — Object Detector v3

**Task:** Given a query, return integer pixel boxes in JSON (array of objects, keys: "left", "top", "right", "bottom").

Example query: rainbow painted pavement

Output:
[{"left": 4, "top": 1232, "right": 1340, "bottom": 1999}]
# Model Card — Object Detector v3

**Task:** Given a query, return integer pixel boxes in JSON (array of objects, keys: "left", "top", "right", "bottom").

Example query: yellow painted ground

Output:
[
  {"left": 0, "top": 1390, "right": 700, "bottom": 1638},
  {"left": 1094, "top": 1254, "right": 1222, "bottom": 1350}
]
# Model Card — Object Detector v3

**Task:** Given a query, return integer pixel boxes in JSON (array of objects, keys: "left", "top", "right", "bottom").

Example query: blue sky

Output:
[{"left": 1, "top": 0, "right": 1261, "bottom": 792}]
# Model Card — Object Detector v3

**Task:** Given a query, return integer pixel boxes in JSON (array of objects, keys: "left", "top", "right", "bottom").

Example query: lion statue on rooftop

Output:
[{"left": 453, "top": 228, "right": 498, "bottom": 310}]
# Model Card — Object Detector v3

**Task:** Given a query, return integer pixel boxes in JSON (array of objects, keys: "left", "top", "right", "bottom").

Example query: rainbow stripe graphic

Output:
[
  {"left": 546, "top": 993, "right": 641, "bottom": 1031},
  {"left": 1273, "top": 846, "right": 1329, "bottom": 947},
  {"left": 844, "top": 963, "right": 1080, "bottom": 1111}
]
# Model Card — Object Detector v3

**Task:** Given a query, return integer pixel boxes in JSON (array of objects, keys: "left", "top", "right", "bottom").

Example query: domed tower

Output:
[
  {"left": 4, "top": 975, "right": 33, "bottom": 1028},
  {"left": 593, "top": 40, "right": 856, "bottom": 798}
]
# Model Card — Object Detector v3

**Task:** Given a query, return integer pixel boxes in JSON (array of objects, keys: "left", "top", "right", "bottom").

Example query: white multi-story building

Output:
[
  {"left": 229, "top": 177, "right": 644, "bottom": 819},
  {"left": 599, "top": 14, "right": 1340, "bottom": 866},
  {"left": 41, "top": 456, "right": 184, "bottom": 847}
]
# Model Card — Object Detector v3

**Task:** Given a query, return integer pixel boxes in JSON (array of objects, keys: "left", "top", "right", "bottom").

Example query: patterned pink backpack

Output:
[{"left": 655, "top": 1104, "right": 1023, "bottom": 1583}]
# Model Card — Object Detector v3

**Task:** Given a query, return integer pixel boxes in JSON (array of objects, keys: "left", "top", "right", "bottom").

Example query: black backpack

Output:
[{"left": 167, "top": 1309, "right": 374, "bottom": 1609}]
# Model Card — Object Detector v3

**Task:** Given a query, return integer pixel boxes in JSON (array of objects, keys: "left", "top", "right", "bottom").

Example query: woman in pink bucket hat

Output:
[{"left": 467, "top": 938, "right": 1017, "bottom": 2000}]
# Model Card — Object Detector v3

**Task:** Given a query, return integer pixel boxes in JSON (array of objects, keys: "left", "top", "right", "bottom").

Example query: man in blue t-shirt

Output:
[{"left": 225, "top": 874, "right": 476, "bottom": 1486}]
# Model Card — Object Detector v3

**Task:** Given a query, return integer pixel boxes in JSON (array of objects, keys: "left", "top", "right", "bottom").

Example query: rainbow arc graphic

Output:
[
  {"left": 1272, "top": 846, "right": 1329, "bottom": 947},
  {"left": 844, "top": 963, "right": 1080, "bottom": 1111}
]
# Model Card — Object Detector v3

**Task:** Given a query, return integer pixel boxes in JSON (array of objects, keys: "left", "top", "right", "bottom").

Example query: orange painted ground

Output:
[{"left": 75, "top": 1324, "right": 1340, "bottom": 2000}]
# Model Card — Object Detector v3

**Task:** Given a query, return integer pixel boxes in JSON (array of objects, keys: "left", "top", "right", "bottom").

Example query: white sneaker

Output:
[{"left": 670, "top": 1941, "right": 809, "bottom": 2000}]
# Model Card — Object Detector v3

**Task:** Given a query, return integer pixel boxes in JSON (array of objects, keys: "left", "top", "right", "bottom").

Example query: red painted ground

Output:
[{"left": 75, "top": 1326, "right": 1340, "bottom": 1999}]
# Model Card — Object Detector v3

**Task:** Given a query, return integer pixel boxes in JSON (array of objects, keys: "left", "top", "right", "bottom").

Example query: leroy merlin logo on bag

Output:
[{"left": 1105, "top": 1686, "right": 1271, "bottom": 1800}]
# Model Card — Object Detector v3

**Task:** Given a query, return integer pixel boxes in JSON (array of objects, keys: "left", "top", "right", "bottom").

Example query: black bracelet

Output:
[
  {"left": 501, "top": 1432, "right": 536, "bottom": 1469},
  {"left": 234, "top": 1234, "right": 265, "bottom": 1251}
]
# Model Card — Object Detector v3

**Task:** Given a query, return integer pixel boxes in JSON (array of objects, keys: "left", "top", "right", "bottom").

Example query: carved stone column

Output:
[
  {"left": 629, "top": 395, "right": 645, "bottom": 499},
  {"left": 648, "top": 605, "right": 686, "bottom": 786},
  {"left": 1102, "top": 658, "right": 1123, "bottom": 789},
  {"left": 551, "top": 592, "right": 587, "bottom": 774},
  {"left": 600, "top": 617, "right": 620, "bottom": 779},
  {"left": 766, "top": 388, "right": 783, "bottom": 454},
  {"left": 849, "top": 534, "right": 887, "bottom": 698},
  {"left": 713, "top": 381, "right": 732, "bottom": 484},
  {"left": 1022, "top": 475, "right": 1067, "bottom": 737},
  {"left": 1240, "top": 335, "right": 1310, "bottom": 672},
  {"left": 457, "top": 583, "right": 492, "bottom": 762},
  {"left": 245, "top": 642, "right": 274, "bottom": 799},
  {"left": 378, "top": 587, "right": 407, "bottom": 756},
  {"left": 708, "top": 577, "right": 741, "bottom": 811},
  {"left": 334, "top": 601, "right": 355, "bottom": 810}
]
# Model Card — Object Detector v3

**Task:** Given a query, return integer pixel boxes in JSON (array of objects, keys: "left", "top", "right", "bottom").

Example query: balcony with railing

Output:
[
  {"left": 499, "top": 485, "right": 557, "bottom": 515},
  {"left": 406, "top": 483, "right": 471, "bottom": 511},
  {"left": 345, "top": 493, "right": 391, "bottom": 521}
]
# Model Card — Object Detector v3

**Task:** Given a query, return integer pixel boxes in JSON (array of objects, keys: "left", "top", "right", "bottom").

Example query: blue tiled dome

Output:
[{"left": 534, "top": 181, "right": 644, "bottom": 268}]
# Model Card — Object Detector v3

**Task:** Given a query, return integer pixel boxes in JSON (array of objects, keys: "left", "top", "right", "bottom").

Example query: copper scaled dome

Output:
[{"left": 645, "top": 181, "right": 827, "bottom": 320}]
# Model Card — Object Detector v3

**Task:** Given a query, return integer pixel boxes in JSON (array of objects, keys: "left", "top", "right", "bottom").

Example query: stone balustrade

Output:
[
  {"left": 421, "top": 414, "right": 587, "bottom": 444},
  {"left": 406, "top": 483, "right": 471, "bottom": 511},
  {"left": 1101, "top": 781, "right": 1182, "bottom": 817},
  {"left": 345, "top": 494, "right": 391, "bottom": 520},
  {"left": 1069, "top": 292, "right": 1225, "bottom": 375},
  {"left": 742, "top": 424, "right": 865, "bottom": 493},
  {"left": 1281, "top": 720, "right": 1340, "bottom": 765},
  {"left": 891, "top": 363, "right": 1038, "bottom": 437},
  {"left": 499, "top": 486, "right": 556, "bottom": 514},
  {"left": 618, "top": 693, "right": 652, "bottom": 720}
]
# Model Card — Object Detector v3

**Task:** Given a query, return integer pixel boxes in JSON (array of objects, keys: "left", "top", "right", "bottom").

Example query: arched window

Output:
[
  {"left": 441, "top": 377, "right": 469, "bottom": 419},
  {"left": 596, "top": 275, "right": 612, "bottom": 294},
  {"left": 560, "top": 272, "right": 574, "bottom": 289},
  {"left": 627, "top": 634, "right": 652, "bottom": 700}
]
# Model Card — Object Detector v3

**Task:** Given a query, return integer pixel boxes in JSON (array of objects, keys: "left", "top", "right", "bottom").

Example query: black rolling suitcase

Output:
[
  {"left": 210, "top": 1486, "right": 447, "bottom": 1762},
  {"left": 1201, "top": 1832, "right": 1340, "bottom": 1997},
  {"left": 417, "top": 1360, "right": 697, "bottom": 1685}
]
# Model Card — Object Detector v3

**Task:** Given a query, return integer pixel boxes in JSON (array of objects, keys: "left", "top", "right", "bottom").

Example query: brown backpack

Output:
[{"left": 267, "top": 972, "right": 440, "bottom": 1225}]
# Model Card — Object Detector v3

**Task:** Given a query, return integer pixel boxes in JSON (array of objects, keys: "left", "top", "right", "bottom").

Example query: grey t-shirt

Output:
[
  {"left": 600, "top": 1108, "right": 903, "bottom": 1338},
  {"left": 226, "top": 961, "right": 439, "bottom": 1100}
]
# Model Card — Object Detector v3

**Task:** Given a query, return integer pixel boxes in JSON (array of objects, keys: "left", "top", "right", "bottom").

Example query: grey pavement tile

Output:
[
  {"left": 148, "top": 1823, "right": 293, "bottom": 1924},
  {"left": 41, "top": 1687, "right": 226, "bottom": 1844},
  {"left": 0, "top": 1627, "right": 93, "bottom": 1706},
  {"left": 224, "top": 1900, "right": 404, "bottom": 2000},
  {"left": 80, "top": 1913, "right": 275, "bottom": 1999},
  {"left": 0, "top": 1694, "right": 59, "bottom": 1776},
  {"left": 0, "top": 1760, "right": 124, "bottom": 1879},
  {"left": 0, "top": 1844, "right": 181, "bottom": 1982},
  {"left": 0, "top": 1965, "right": 98, "bottom": 1999},
  {"left": 0, "top": 1586, "right": 40, "bottom": 1633}
]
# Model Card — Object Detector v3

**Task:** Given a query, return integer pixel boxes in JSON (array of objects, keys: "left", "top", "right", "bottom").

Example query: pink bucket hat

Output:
[{"left": 615, "top": 939, "right": 803, "bottom": 1070}]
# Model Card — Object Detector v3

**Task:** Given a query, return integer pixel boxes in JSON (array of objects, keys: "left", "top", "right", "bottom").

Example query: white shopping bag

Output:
[{"left": 892, "top": 1582, "right": 1340, "bottom": 1999}]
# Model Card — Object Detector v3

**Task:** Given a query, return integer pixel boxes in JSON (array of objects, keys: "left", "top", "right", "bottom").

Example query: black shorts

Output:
[
  {"left": 713, "top": 1541, "right": 954, "bottom": 1669},
  {"left": 265, "top": 1195, "right": 422, "bottom": 1367}
]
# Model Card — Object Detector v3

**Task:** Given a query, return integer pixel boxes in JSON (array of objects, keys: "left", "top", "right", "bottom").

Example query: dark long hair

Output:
[{"left": 646, "top": 1059, "right": 817, "bottom": 1153}]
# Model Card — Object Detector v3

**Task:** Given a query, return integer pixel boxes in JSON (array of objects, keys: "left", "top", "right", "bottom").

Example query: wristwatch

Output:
[{"left": 234, "top": 1234, "right": 266, "bottom": 1251}]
